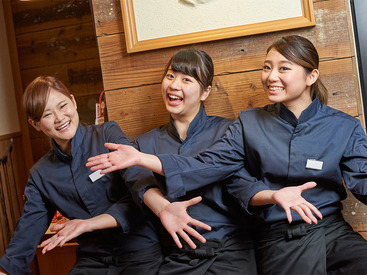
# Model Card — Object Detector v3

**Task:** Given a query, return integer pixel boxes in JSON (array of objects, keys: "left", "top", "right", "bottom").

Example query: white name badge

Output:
[
  {"left": 89, "top": 169, "right": 104, "bottom": 182},
  {"left": 306, "top": 159, "right": 323, "bottom": 170}
]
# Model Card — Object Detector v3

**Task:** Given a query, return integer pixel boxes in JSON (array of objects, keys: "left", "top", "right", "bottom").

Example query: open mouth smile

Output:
[{"left": 56, "top": 121, "right": 71, "bottom": 132}]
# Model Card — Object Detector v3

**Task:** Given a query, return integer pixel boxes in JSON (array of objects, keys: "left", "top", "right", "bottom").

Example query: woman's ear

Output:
[
  {"left": 28, "top": 119, "right": 41, "bottom": 131},
  {"left": 307, "top": 69, "right": 319, "bottom": 86},
  {"left": 200, "top": 85, "right": 211, "bottom": 101},
  {"left": 70, "top": 94, "right": 77, "bottom": 110}
]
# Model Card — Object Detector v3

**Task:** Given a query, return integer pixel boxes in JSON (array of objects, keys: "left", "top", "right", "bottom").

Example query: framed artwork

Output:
[
  {"left": 350, "top": 0, "right": 367, "bottom": 127},
  {"left": 120, "top": 0, "right": 315, "bottom": 53}
]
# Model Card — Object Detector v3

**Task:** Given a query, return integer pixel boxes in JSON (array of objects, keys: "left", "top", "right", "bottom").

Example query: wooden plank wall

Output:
[
  {"left": 10, "top": 0, "right": 104, "bottom": 163},
  {"left": 90, "top": 0, "right": 367, "bottom": 237},
  {"left": 0, "top": 134, "right": 27, "bottom": 255}
]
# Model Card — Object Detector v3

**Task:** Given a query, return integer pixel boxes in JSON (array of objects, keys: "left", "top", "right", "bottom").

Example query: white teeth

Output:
[
  {"left": 57, "top": 121, "right": 70, "bottom": 131},
  {"left": 269, "top": 86, "right": 283, "bottom": 91},
  {"left": 168, "top": 94, "right": 182, "bottom": 100}
]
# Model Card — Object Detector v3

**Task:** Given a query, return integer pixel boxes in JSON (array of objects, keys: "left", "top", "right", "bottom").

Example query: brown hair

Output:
[
  {"left": 267, "top": 35, "right": 328, "bottom": 104},
  {"left": 162, "top": 49, "right": 214, "bottom": 90},
  {"left": 23, "top": 76, "right": 72, "bottom": 122}
]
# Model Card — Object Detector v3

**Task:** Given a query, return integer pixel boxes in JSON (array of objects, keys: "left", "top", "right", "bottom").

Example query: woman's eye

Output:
[
  {"left": 166, "top": 73, "right": 174, "bottom": 79},
  {"left": 60, "top": 103, "right": 68, "bottom": 109},
  {"left": 183, "top": 77, "right": 192, "bottom": 82},
  {"left": 262, "top": 65, "right": 270, "bottom": 70},
  {"left": 280, "top": 67, "right": 290, "bottom": 71},
  {"left": 42, "top": 113, "right": 51, "bottom": 118}
]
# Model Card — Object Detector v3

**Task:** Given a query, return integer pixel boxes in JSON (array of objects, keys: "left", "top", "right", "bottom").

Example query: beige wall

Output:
[
  {"left": 0, "top": 2, "right": 19, "bottom": 136},
  {"left": 133, "top": 0, "right": 302, "bottom": 41}
]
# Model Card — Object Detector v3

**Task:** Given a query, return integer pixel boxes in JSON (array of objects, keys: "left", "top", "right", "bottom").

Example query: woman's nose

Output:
[
  {"left": 54, "top": 110, "right": 63, "bottom": 122},
  {"left": 169, "top": 78, "right": 181, "bottom": 90},
  {"left": 267, "top": 69, "right": 278, "bottom": 81}
]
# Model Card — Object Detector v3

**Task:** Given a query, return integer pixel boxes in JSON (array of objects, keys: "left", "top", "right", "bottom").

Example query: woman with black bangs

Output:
[{"left": 124, "top": 48, "right": 258, "bottom": 274}]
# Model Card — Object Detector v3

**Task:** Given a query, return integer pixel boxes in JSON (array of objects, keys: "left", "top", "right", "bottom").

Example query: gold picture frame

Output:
[{"left": 120, "top": 0, "right": 315, "bottom": 53}]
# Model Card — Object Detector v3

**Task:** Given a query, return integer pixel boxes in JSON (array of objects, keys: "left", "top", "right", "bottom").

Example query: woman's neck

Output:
[
  {"left": 174, "top": 119, "right": 190, "bottom": 140},
  {"left": 172, "top": 113, "right": 197, "bottom": 141},
  {"left": 56, "top": 140, "right": 72, "bottom": 156},
  {"left": 284, "top": 94, "right": 313, "bottom": 119}
]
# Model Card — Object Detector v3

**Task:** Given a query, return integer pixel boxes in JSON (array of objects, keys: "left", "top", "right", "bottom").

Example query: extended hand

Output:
[
  {"left": 159, "top": 196, "right": 211, "bottom": 249},
  {"left": 40, "top": 219, "right": 91, "bottom": 254},
  {"left": 273, "top": 181, "right": 323, "bottom": 224},
  {"left": 86, "top": 143, "right": 140, "bottom": 174}
]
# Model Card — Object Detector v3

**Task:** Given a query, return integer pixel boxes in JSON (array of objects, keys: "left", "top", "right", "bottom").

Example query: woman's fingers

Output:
[
  {"left": 170, "top": 232, "right": 183, "bottom": 249},
  {"left": 290, "top": 205, "right": 311, "bottom": 224},
  {"left": 284, "top": 207, "right": 293, "bottom": 224},
  {"left": 299, "top": 204, "right": 317, "bottom": 224},
  {"left": 41, "top": 235, "right": 66, "bottom": 254},
  {"left": 184, "top": 226, "right": 206, "bottom": 244},
  {"left": 189, "top": 218, "right": 211, "bottom": 231},
  {"left": 177, "top": 229, "right": 196, "bottom": 249},
  {"left": 304, "top": 201, "right": 323, "bottom": 220},
  {"left": 299, "top": 181, "right": 317, "bottom": 191}
]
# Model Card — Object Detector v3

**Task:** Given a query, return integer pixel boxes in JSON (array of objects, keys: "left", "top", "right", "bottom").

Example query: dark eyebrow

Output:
[{"left": 263, "top": 59, "right": 293, "bottom": 65}]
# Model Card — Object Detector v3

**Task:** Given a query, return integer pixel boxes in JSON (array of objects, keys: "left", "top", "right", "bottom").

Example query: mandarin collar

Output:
[
  {"left": 279, "top": 97, "right": 320, "bottom": 127},
  {"left": 51, "top": 123, "right": 84, "bottom": 160},
  {"left": 167, "top": 106, "right": 208, "bottom": 142}
]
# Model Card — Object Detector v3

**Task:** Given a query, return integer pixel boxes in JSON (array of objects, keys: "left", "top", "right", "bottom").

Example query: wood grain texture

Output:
[
  {"left": 10, "top": 0, "right": 104, "bottom": 163},
  {"left": 90, "top": 0, "right": 124, "bottom": 36},
  {"left": 12, "top": 0, "right": 92, "bottom": 34},
  {"left": 0, "top": 136, "right": 26, "bottom": 255},
  {"left": 106, "top": 58, "right": 358, "bottom": 141},
  {"left": 16, "top": 22, "right": 100, "bottom": 70},
  {"left": 20, "top": 58, "right": 103, "bottom": 98},
  {"left": 94, "top": 0, "right": 353, "bottom": 91}
]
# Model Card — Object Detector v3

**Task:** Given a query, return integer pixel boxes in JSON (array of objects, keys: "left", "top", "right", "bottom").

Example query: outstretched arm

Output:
[
  {"left": 250, "top": 181, "right": 323, "bottom": 224},
  {"left": 143, "top": 188, "right": 211, "bottom": 249},
  {"left": 86, "top": 143, "right": 164, "bottom": 175},
  {"left": 40, "top": 214, "right": 119, "bottom": 254}
]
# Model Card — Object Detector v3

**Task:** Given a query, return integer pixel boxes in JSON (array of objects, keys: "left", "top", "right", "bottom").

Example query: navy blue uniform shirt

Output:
[
  {"left": 0, "top": 122, "right": 159, "bottom": 274},
  {"left": 158, "top": 97, "right": 367, "bottom": 225},
  {"left": 125, "top": 107, "right": 254, "bottom": 242}
]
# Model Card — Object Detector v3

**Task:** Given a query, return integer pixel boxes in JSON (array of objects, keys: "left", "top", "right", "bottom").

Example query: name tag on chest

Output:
[
  {"left": 89, "top": 169, "right": 104, "bottom": 182},
  {"left": 306, "top": 159, "right": 323, "bottom": 170}
]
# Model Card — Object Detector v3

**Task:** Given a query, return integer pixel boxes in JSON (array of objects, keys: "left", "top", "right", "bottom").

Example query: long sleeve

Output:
[
  {"left": 0, "top": 174, "right": 55, "bottom": 274},
  {"left": 341, "top": 120, "right": 367, "bottom": 204},
  {"left": 123, "top": 138, "right": 160, "bottom": 208},
  {"left": 123, "top": 109, "right": 259, "bottom": 241},
  {"left": 97, "top": 122, "right": 146, "bottom": 232},
  {"left": 157, "top": 118, "right": 252, "bottom": 199},
  {"left": 225, "top": 168, "right": 269, "bottom": 215}
]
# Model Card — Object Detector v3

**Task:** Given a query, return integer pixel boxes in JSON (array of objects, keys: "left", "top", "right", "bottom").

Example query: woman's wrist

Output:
[
  {"left": 143, "top": 188, "right": 170, "bottom": 217},
  {"left": 249, "top": 190, "right": 277, "bottom": 206}
]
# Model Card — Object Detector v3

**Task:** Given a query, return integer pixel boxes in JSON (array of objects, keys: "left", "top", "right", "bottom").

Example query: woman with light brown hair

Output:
[{"left": 0, "top": 76, "right": 163, "bottom": 275}]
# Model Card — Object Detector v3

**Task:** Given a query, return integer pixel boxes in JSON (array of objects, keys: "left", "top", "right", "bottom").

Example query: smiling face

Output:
[
  {"left": 29, "top": 89, "right": 79, "bottom": 154},
  {"left": 160, "top": 49, "right": 213, "bottom": 124},
  {"left": 261, "top": 49, "right": 318, "bottom": 116},
  {"left": 161, "top": 69, "right": 210, "bottom": 122}
]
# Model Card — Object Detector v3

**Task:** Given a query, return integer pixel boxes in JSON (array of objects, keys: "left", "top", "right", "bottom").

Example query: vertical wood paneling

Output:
[{"left": 0, "top": 135, "right": 26, "bottom": 255}]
